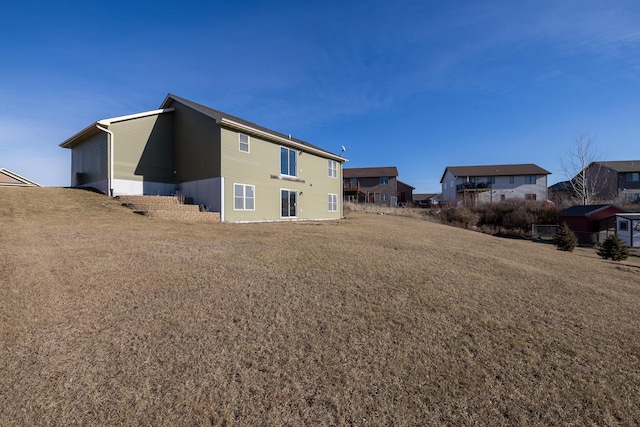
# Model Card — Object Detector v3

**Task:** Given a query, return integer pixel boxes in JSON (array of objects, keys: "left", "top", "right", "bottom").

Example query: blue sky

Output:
[{"left": 2, "top": 0, "right": 639, "bottom": 193}]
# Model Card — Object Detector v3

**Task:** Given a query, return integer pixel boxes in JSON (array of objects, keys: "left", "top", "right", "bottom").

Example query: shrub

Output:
[
  {"left": 597, "top": 235, "right": 629, "bottom": 261},
  {"left": 553, "top": 223, "right": 577, "bottom": 252},
  {"left": 441, "top": 207, "right": 478, "bottom": 229}
]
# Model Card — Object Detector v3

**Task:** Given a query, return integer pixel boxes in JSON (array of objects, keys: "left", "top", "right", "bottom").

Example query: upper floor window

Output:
[
  {"left": 487, "top": 177, "right": 495, "bottom": 184},
  {"left": 450, "top": 179, "right": 454, "bottom": 188},
  {"left": 328, "top": 160, "right": 337, "bottom": 178},
  {"left": 238, "top": 133, "right": 250, "bottom": 153},
  {"left": 443, "top": 182, "right": 448, "bottom": 190},
  {"left": 509, "top": 176, "right": 515, "bottom": 184},
  {"left": 280, "top": 147, "right": 297, "bottom": 177},
  {"left": 627, "top": 172, "right": 639, "bottom": 182},
  {"left": 525, "top": 175, "right": 537, "bottom": 184},
  {"left": 380, "top": 177, "right": 389, "bottom": 185}
]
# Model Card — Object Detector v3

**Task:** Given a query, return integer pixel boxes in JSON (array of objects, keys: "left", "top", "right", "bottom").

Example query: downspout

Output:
[{"left": 95, "top": 124, "right": 114, "bottom": 197}]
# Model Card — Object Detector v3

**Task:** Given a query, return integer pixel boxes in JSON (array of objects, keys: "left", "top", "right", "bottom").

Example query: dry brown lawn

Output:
[{"left": 1, "top": 187, "right": 639, "bottom": 426}]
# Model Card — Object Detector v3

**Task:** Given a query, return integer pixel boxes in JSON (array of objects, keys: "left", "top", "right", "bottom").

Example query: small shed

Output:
[
  {"left": 615, "top": 213, "right": 640, "bottom": 248},
  {"left": 557, "top": 204, "right": 628, "bottom": 245}
]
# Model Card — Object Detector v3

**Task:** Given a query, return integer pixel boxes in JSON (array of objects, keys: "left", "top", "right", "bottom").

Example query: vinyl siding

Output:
[
  {"left": 169, "top": 100, "right": 221, "bottom": 182},
  {"left": 444, "top": 172, "right": 548, "bottom": 203},
  {"left": 220, "top": 127, "right": 342, "bottom": 222},
  {"left": 71, "top": 132, "right": 108, "bottom": 187},
  {"left": 110, "top": 113, "right": 173, "bottom": 183}
]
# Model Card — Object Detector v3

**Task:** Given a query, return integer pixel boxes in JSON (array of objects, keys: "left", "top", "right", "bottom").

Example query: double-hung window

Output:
[
  {"left": 234, "top": 184, "right": 255, "bottom": 210},
  {"left": 328, "top": 160, "right": 337, "bottom": 178},
  {"left": 281, "top": 147, "right": 297, "bottom": 177},
  {"left": 328, "top": 194, "right": 338, "bottom": 212},
  {"left": 281, "top": 189, "right": 297, "bottom": 217},
  {"left": 627, "top": 172, "right": 640, "bottom": 182},
  {"left": 238, "top": 133, "right": 250, "bottom": 153}
]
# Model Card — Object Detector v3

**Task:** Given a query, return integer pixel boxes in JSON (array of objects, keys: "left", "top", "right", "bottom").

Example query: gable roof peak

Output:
[{"left": 161, "top": 94, "right": 345, "bottom": 162}]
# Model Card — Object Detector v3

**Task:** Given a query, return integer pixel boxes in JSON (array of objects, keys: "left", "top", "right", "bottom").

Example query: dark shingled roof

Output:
[
  {"left": 590, "top": 161, "right": 640, "bottom": 173},
  {"left": 161, "top": 94, "right": 341, "bottom": 159},
  {"left": 343, "top": 166, "right": 399, "bottom": 178},
  {"left": 557, "top": 204, "right": 628, "bottom": 217},
  {"left": 440, "top": 164, "right": 550, "bottom": 183}
]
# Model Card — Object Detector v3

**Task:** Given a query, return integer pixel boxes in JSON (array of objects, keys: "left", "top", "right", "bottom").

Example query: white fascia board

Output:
[
  {"left": 60, "top": 108, "right": 175, "bottom": 148},
  {"left": 97, "top": 108, "right": 174, "bottom": 125},
  {"left": 220, "top": 118, "right": 346, "bottom": 163},
  {"left": 59, "top": 122, "right": 101, "bottom": 148},
  {"left": 0, "top": 168, "right": 42, "bottom": 187}
]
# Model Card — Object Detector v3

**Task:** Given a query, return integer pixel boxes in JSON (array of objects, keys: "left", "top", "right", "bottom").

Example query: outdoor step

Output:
[{"left": 116, "top": 195, "right": 220, "bottom": 223}]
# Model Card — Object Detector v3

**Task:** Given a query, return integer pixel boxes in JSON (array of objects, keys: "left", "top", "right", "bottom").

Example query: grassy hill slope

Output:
[{"left": 1, "top": 188, "right": 639, "bottom": 426}]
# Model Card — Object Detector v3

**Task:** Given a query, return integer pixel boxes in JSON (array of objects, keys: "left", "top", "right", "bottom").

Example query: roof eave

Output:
[
  {"left": 220, "top": 117, "right": 346, "bottom": 162},
  {"left": 59, "top": 122, "right": 101, "bottom": 148}
]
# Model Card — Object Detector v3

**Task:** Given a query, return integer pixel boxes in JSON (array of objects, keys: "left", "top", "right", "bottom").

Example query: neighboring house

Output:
[
  {"left": 60, "top": 94, "right": 346, "bottom": 222},
  {"left": 557, "top": 204, "right": 628, "bottom": 245},
  {"left": 548, "top": 180, "right": 573, "bottom": 205},
  {"left": 571, "top": 160, "right": 640, "bottom": 203},
  {"left": 413, "top": 193, "right": 441, "bottom": 208},
  {"left": 615, "top": 213, "right": 640, "bottom": 248},
  {"left": 0, "top": 168, "right": 42, "bottom": 187},
  {"left": 397, "top": 181, "right": 415, "bottom": 206},
  {"left": 440, "top": 164, "right": 551, "bottom": 205},
  {"left": 343, "top": 166, "right": 411, "bottom": 207}
]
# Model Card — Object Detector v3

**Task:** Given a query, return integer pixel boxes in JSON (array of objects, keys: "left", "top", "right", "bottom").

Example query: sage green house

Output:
[{"left": 60, "top": 94, "right": 346, "bottom": 222}]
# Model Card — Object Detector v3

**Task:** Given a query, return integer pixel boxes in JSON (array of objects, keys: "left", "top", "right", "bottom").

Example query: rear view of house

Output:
[
  {"left": 343, "top": 166, "right": 413, "bottom": 207},
  {"left": 60, "top": 94, "right": 346, "bottom": 222},
  {"left": 571, "top": 160, "right": 640, "bottom": 204},
  {"left": 440, "top": 164, "right": 551, "bottom": 205}
]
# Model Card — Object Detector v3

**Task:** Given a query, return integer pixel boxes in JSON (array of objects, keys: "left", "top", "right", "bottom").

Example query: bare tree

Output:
[{"left": 560, "top": 132, "right": 604, "bottom": 205}]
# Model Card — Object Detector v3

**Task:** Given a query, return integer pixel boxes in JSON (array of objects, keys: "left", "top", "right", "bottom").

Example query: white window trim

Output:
[
  {"left": 328, "top": 193, "right": 338, "bottom": 212},
  {"left": 238, "top": 133, "right": 250, "bottom": 153},
  {"left": 280, "top": 188, "right": 298, "bottom": 218},
  {"left": 280, "top": 146, "right": 297, "bottom": 177},
  {"left": 328, "top": 160, "right": 337, "bottom": 178},
  {"left": 233, "top": 183, "right": 255, "bottom": 211}
]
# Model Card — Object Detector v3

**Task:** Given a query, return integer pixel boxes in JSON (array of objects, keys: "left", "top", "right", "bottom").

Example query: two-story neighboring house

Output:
[
  {"left": 60, "top": 94, "right": 346, "bottom": 222},
  {"left": 579, "top": 161, "right": 640, "bottom": 203},
  {"left": 440, "top": 164, "right": 551, "bottom": 205},
  {"left": 343, "top": 166, "right": 413, "bottom": 207}
]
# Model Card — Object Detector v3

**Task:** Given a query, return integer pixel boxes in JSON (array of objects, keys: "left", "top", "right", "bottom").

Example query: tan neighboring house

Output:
[
  {"left": 0, "top": 168, "right": 42, "bottom": 187},
  {"left": 59, "top": 94, "right": 346, "bottom": 222},
  {"left": 343, "top": 166, "right": 413, "bottom": 207},
  {"left": 440, "top": 164, "right": 551, "bottom": 205}
]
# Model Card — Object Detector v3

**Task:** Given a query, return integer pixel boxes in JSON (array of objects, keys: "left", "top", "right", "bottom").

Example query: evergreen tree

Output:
[
  {"left": 553, "top": 223, "right": 578, "bottom": 252},
  {"left": 597, "top": 235, "right": 629, "bottom": 261}
]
